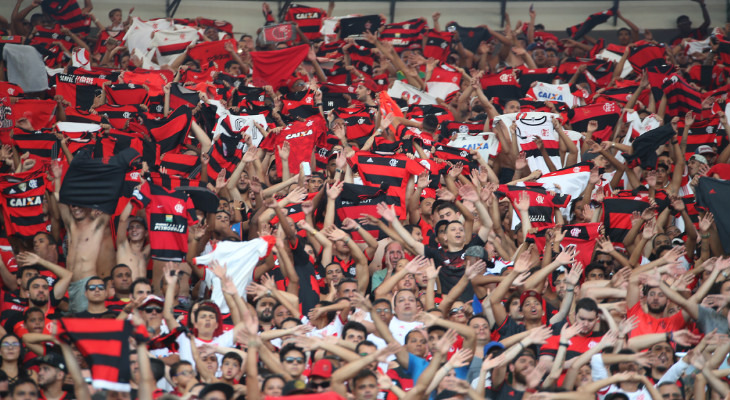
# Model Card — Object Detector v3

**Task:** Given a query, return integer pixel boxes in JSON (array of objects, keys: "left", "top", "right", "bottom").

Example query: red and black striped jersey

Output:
[
  {"left": 336, "top": 183, "right": 405, "bottom": 241},
  {"left": 12, "top": 128, "right": 58, "bottom": 160},
  {"left": 10, "top": 99, "right": 57, "bottom": 130},
  {"left": 603, "top": 196, "right": 650, "bottom": 243},
  {"left": 29, "top": 25, "right": 74, "bottom": 49},
  {"left": 281, "top": 89, "right": 318, "bottom": 120},
  {"left": 55, "top": 73, "right": 109, "bottom": 111},
  {"left": 283, "top": 4, "right": 326, "bottom": 41},
  {"left": 159, "top": 153, "right": 200, "bottom": 177},
  {"left": 347, "top": 44, "right": 376, "bottom": 76},
  {"left": 0, "top": 168, "right": 48, "bottom": 237},
  {"left": 133, "top": 182, "right": 196, "bottom": 262},
  {"left": 432, "top": 143, "right": 478, "bottom": 173},
  {"left": 206, "top": 130, "right": 245, "bottom": 180},
  {"left": 141, "top": 107, "right": 193, "bottom": 154},
  {"left": 439, "top": 120, "right": 484, "bottom": 141},
  {"left": 444, "top": 22, "right": 490, "bottom": 53},
  {"left": 120, "top": 69, "right": 174, "bottom": 97},
  {"left": 95, "top": 104, "right": 144, "bottom": 130},
  {"left": 480, "top": 71, "right": 521, "bottom": 105},
  {"left": 104, "top": 83, "right": 150, "bottom": 107},
  {"left": 93, "top": 30, "right": 124, "bottom": 55},
  {"left": 348, "top": 151, "right": 425, "bottom": 190},
  {"left": 662, "top": 74, "right": 702, "bottom": 118},
  {"left": 686, "top": 64, "right": 726, "bottom": 91},
  {"left": 169, "top": 84, "right": 202, "bottom": 110},
  {"left": 40, "top": 0, "right": 92, "bottom": 35},
  {"left": 331, "top": 104, "right": 375, "bottom": 140},
  {"left": 380, "top": 18, "right": 427, "bottom": 52},
  {"left": 423, "top": 30, "right": 453, "bottom": 62}
]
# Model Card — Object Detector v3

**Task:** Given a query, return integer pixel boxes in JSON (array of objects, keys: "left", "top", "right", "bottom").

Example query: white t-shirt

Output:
[
  {"left": 388, "top": 317, "right": 423, "bottom": 345},
  {"left": 176, "top": 330, "right": 235, "bottom": 375}
]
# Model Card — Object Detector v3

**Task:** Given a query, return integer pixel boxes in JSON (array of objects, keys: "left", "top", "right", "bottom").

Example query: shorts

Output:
[{"left": 68, "top": 276, "right": 93, "bottom": 314}]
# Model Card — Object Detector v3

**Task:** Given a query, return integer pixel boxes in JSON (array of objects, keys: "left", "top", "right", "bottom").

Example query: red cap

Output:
[
  {"left": 310, "top": 359, "right": 333, "bottom": 379},
  {"left": 519, "top": 290, "right": 543, "bottom": 307}
]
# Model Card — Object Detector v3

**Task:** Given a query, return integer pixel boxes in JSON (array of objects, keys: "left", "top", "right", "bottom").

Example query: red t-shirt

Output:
[{"left": 627, "top": 302, "right": 686, "bottom": 338}]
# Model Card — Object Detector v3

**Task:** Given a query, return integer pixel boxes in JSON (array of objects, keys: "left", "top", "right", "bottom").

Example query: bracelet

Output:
[
  {"left": 566, "top": 287, "right": 574, "bottom": 293},
  {"left": 266, "top": 289, "right": 273, "bottom": 297},
  {"left": 335, "top": 168, "right": 343, "bottom": 173},
  {"left": 518, "top": 342, "right": 526, "bottom": 350},
  {"left": 701, "top": 233, "right": 711, "bottom": 239},
  {"left": 666, "top": 332, "right": 673, "bottom": 342},
  {"left": 559, "top": 341, "right": 569, "bottom": 347},
  {"left": 315, "top": 103, "right": 323, "bottom": 107}
]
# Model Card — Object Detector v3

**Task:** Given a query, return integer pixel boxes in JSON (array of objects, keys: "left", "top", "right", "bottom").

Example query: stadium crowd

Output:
[{"left": 0, "top": 0, "right": 728, "bottom": 400}]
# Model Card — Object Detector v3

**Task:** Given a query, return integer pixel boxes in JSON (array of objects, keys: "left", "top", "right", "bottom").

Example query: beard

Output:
[
  {"left": 513, "top": 369, "right": 527, "bottom": 384},
  {"left": 259, "top": 310, "right": 273, "bottom": 323},
  {"left": 30, "top": 297, "right": 47, "bottom": 307},
  {"left": 647, "top": 302, "right": 667, "bottom": 314}
]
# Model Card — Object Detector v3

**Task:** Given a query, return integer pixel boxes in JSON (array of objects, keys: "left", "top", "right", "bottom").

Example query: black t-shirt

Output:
[
  {"left": 290, "top": 237, "right": 320, "bottom": 316},
  {"left": 73, "top": 310, "right": 118, "bottom": 319},
  {"left": 487, "top": 383, "right": 524, "bottom": 400},
  {"left": 424, "top": 235, "right": 485, "bottom": 301}
]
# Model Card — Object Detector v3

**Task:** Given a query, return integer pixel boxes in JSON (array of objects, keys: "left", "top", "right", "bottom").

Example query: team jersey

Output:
[
  {"left": 0, "top": 168, "right": 48, "bottom": 237},
  {"left": 283, "top": 4, "right": 326, "bottom": 41},
  {"left": 133, "top": 183, "right": 196, "bottom": 262},
  {"left": 497, "top": 184, "right": 572, "bottom": 229},
  {"left": 348, "top": 151, "right": 425, "bottom": 191},
  {"left": 274, "top": 117, "right": 327, "bottom": 176}
]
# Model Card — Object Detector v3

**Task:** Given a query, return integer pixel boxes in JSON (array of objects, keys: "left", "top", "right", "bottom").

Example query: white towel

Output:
[{"left": 2, "top": 45, "right": 49, "bottom": 92}]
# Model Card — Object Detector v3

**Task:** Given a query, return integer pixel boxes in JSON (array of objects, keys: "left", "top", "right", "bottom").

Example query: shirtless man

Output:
[
  {"left": 51, "top": 162, "right": 111, "bottom": 314},
  {"left": 116, "top": 201, "right": 150, "bottom": 281}
]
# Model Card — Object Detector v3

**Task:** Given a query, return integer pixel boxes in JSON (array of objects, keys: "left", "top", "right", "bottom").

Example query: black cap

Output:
[
  {"left": 282, "top": 380, "right": 314, "bottom": 396},
  {"left": 198, "top": 382, "right": 234, "bottom": 400},
  {"left": 28, "top": 352, "right": 66, "bottom": 372}
]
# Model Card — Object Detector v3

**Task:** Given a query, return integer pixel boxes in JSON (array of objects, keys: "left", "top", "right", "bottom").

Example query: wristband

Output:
[
  {"left": 315, "top": 103, "right": 323, "bottom": 107},
  {"left": 335, "top": 168, "right": 343, "bottom": 173},
  {"left": 559, "top": 342, "right": 569, "bottom": 347},
  {"left": 701, "top": 233, "right": 711, "bottom": 239},
  {"left": 566, "top": 287, "right": 574, "bottom": 293},
  {"left": 519, "top": 342, "right": 526, "bottom": 350}
]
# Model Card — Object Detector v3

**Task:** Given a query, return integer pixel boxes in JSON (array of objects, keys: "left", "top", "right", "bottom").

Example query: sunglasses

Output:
[
  {"left": 283, "top": 356, "right": 304, "bottom": 364},
  {"left": 374, "top": 308, "right": 391, "bottom": 313},
  {"left": 1, "top": 342, "right": 20, "bottom": 348},
  {"left": 310, "top": 381, "right": 330, "bottom": 389},
  {"left": 87, "top": 284, "right": 105, "bottom": 291},
  {"left": 143, "top": 307, "right": 163, "bottom": 314},
  {"left": 449, "top": 306, "right": 465, "bottom": 315}
]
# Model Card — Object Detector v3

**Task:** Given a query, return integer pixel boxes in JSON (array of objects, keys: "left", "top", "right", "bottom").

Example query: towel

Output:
[{"left": 2, "top": 45, "right": 49, "bottom": 92}]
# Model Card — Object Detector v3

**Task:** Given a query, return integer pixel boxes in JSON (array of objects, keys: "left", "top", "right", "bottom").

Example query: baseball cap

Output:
[
  {"left": 29, "top": 352, "right": 66, "bottom": 372},
  {"left": 282, "top": 380, "right": 313, "bottom": 396},
  {"left": 483, "top": 341, "right": 505, "bottom": 356},
  {"left": 519, "top": 290, "right": 543, "bottom": 307},
  {"left": 689, "top": 154, "right": 708, "bottom": 165},
  {"left": 310, "top": 359, "right": 334, "bottom": 379},
  {"left": 140, "top": 295, "right": 164, "bottom": 308},
  {"left": 464, "top": 245, "right": 486, "bottom": 259},
  {"left": 697, "top": 145, "right": 716, "bottom": 155}
]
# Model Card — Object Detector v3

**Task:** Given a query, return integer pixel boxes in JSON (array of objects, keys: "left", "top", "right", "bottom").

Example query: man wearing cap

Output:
[
  {"left": 116, "top": 202, "right": 150, "bottom": 282},
  {"left": 308, "top": 359, "right": 333, "bottom": 393},
  {"left": 35, "top": 353, "right": 68, "bottom": 400}
]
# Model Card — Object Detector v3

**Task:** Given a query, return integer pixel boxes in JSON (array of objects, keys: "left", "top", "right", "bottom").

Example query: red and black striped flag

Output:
[
  {"left": 56, "top": 318, "right": 149, "bottom": 391},
  {"left": 661, "top": 74, "right": 703, "bottom": 117},
  {"left": 380, "top": 18, "right": 427, "bottom": 53}
]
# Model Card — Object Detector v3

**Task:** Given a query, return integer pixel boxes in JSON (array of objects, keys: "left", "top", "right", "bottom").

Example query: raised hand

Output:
[
  {"left": 326, "top": 180, "right": 344, "bottom": 199},
  {"left": 514, "top": 191, "right": 530, "bottom": 212},
  {"left": 376, "top": 202, "right": 397, "bottom": 222}
]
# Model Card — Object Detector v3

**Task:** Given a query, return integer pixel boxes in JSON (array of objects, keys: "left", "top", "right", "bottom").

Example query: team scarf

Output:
[
  {"left": 55, "top": 318, "right": 150, "bottom": 391},
  {"left": 566, "top": 7, "right": 617, "bottom": 40}
]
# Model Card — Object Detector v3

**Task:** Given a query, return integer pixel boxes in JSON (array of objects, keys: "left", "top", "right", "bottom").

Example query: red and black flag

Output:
[
  {"left": 250, "top": 45, "right": 310, "bottom": 89},
  {"left": 281, "top": 89, "right": 319, "bottom": 120},
  {"left": 568, "top": 102, "right": 621, "bottom": 142},
  {"left": 628, "top": 41, "right": 666, "bottom": 74},
  {"left": 566, "top": 7, "right": 616, "bottom": 40},
  {"left": 56, "top": 318, "right": 150, "bottom": 391},
  {"left": 283, "top": 4, "right": 327, "bottom": 41},
  {"left": 40, "top": 0, "right": 92, "bottom": 35},
  {"left": 516, "top": 66, "right": 557, "bottom": 96},
  {"left": 696, "top": 177, "right": 730, "bottom": 253},
  {"left": 444, "top": 22, "right": 490, "bottom": 53},
  {"left": 480, "top": 71, "right": 522, "bottom": 105},
  {"left": 380, "top": 18, "right": 427, "bottom": 52},
  {"left": 529, "top": 223, "right": 601, "bottom": 267},
  {"left": 603, "top": 196, "right": 650, "bottom": 243},
  {"left": 423, "top": 30, "right": 454, "bottom": 62},
  {"left": 169, "top": 84, "right": 202, "bottom": 110},
  {"left": 187, "top": 39, "right": 237, "bottom": 72},
  {"left": 677, "top": 118, "right": 719, "bottom": 159},
  {"left": 661, "top": 74, "right": 702, "bottom": 118},
  {"left": 335, "top": 183, "right": 405, "bottom": 241},
  {"left": 496, "top": 184, "right": 572, "bottom": 229}
]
